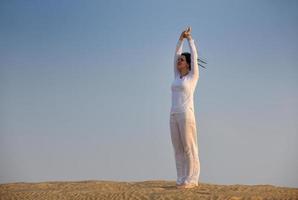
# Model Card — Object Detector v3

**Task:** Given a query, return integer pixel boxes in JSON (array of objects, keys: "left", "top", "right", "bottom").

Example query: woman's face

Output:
[{"left": 177, "top": 55, "right": 189, "bottom": 72}]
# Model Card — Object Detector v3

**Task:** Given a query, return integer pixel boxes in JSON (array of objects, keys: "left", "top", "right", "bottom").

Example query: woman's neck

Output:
[{"left": 180, "top": 70, "right": 189, "bottom": 78}]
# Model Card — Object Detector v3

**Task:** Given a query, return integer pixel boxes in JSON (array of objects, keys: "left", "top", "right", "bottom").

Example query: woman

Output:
[{"left": 170, "top": 27, "right": 200, "bottom": 189}]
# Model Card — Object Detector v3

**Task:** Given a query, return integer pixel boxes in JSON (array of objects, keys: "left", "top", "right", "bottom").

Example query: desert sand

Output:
[{"left": 1, "top": 180, "right": 297, "bottom": 200}]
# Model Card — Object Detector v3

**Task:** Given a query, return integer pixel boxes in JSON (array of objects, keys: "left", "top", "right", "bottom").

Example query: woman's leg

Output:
[
  {"left": 170, "top": 113, "right": 186, "bottom": 185},
  {"left": 177, "top": 110, "right": 200, "bottom": 184}
]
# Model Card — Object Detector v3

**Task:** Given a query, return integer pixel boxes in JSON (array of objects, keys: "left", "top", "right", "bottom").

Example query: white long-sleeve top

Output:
[{"left": 170, "top": 38, "right": 199, "bottom": 113}]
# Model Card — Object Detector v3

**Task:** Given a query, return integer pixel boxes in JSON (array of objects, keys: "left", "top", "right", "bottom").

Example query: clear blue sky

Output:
[{"left": 1, "top": 0, "right": 297, "bottom": 187}]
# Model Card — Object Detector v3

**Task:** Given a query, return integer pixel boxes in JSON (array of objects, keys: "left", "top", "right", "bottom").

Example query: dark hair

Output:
[
  {"left": 181, "top": 52, "right": 207, "bottom": 70},
  {"left": 181, "top": 52, "right": 191, "bottom": 70}
]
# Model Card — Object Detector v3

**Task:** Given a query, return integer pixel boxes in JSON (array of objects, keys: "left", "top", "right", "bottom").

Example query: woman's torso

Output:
[{"left": 170, "top": 74, "right": 197, "bottom": 114}]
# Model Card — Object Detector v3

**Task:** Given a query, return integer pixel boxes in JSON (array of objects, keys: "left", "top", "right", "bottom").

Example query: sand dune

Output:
[{"left": 1, "top": 180, "right": 297, "bottom": 200}]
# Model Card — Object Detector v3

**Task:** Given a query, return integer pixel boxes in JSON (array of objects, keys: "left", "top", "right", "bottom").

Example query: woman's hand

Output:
[
  {"left": 185, "top": 26, "right": 192, "bottom": 40},
  {"left": 179, "top": 26, "right": 192, "bottom": 41}
]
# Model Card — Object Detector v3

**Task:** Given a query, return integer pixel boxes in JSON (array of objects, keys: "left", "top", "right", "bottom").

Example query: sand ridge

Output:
[{"left": 1, "top": 180, "right": 297, "bottom": 200}]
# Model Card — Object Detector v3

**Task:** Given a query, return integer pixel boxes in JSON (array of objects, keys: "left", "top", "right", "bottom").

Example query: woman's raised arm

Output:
[
  {"left": 173, "top": 38, "right": 183, "bottom": 78},
  {"left": 187, "top": 36, "right": 199, "bottom": 82}
]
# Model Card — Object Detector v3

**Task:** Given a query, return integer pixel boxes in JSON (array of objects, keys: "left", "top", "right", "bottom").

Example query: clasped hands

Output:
[{"left": 179, "top": 26, "right": 192, "bottom": 41}]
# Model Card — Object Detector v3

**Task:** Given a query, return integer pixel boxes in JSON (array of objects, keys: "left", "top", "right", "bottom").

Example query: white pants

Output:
[{"left": 169, "top": 108, "right": 200, "bottom": 185}]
